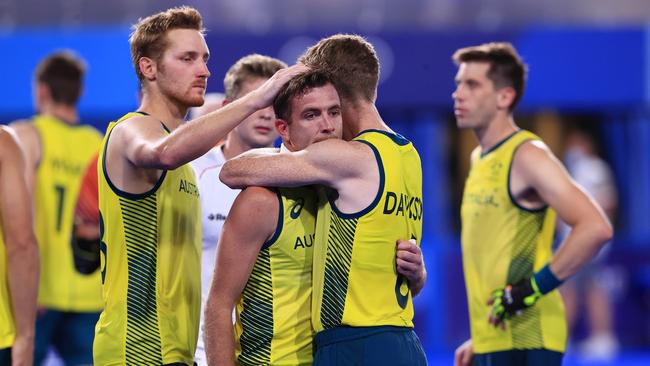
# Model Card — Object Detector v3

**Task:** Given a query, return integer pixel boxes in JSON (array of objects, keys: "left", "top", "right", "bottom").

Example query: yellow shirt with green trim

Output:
[
  {"left": 93, "top": 112, "right": 201, "bottom": 365},
  {"left": 0, "top": 222, "right": 16, "bottom": 348},
  {"left": 235, "top": 187, "right": 316, "bottom": 366},
  {"left": 311, "top": 129, "right": 423, "bottom": 332},
  {"left": 461, "top": 129, "right": 566, "bottom": 354},
  {"left": 33, "top": 114, "right": 103, "bottom": 311}
]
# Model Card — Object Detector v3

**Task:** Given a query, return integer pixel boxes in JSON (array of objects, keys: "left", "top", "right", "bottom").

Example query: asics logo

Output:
[{"left": 290, "top": 198, "right": 305, "bottom": 219}]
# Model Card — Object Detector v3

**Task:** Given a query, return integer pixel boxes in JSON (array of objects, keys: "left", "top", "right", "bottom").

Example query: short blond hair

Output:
[
  {"left": 299, "top": 34, "right": 379, "bottom": 103},
  {"left": 223, "top": 54, "right": 287, "bottom": 100},
  {"left": 130, "top": 6, "right": 204, "bottom": 82}
]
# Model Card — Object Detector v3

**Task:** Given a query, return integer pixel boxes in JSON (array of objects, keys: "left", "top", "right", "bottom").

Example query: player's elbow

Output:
[
  {"left": 153, "top": 144, "right": 184, "bottom": 170},
  {"left": 219, "top": 163, "right": 245, "bottom": 189},
  {"left": 594, "top": 218, "right": 614, "bottom": 246},
  {"left": 6, "top": 232, "right": 38, "bottom": 261}
]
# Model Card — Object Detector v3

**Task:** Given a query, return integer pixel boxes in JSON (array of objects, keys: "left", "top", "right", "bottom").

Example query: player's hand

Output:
[
  {"left": 249, "top": 64, "right": 310, "bottom": 109},
  {"left": 488, "top": 277, "right": 542, "bottom": 328},
  {"left": 454, "top": 339, "right": 473, "bottom": 366},
  {"left": 11, "top": 334, "right": 34, "bottom": 366},
  {"left": 396, "top": 239, "right": 424, "bottom": 287}
]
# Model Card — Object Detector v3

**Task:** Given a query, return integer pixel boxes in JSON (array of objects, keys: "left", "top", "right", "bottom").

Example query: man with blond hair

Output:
[{"left": 93, "top": 6, "right": 304, "bottom": 365}]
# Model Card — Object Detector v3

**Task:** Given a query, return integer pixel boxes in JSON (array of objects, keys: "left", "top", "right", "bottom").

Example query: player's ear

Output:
[
  {"left": 275, "top": 119, "right": 289, "bottom": 141},
  {"left": 139, "top": 57, "right": 157, "bottom": 81},
  {"left": 497, "top": 86, "right": 516, "bottom": 111}
]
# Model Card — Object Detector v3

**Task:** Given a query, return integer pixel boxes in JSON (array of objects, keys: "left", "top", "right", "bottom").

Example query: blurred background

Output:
[{"left": 2, "top": 1, "right": 649, "bottom": 365}]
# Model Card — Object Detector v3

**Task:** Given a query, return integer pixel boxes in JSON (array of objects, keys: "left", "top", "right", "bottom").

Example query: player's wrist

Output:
[{"left": 532, "top": 264, "right": 563, "bottom": 295}]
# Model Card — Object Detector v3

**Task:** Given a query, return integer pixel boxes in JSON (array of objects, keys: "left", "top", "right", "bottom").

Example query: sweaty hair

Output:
[
  {"left": 273, "top": 71, "right": 334, "bottom": 122},
  {"left": 299, "top": 34, "right": 379, "bottom": 104},
  {"left": 223, "top": 54, "right": 287, "bottom": 100},
  {"left": 452, "top": 42, "right": 527, "bottom": 111},
  {"left": 34, "top": 51, "right": 86, "bottom": 106},
  {"left": 129, "top": 6, "right": 204, "bottom": 82}
]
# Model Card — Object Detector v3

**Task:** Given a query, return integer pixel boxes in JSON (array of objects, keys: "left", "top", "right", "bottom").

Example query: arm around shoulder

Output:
[{"left": 220, "top": 138, "right": 372, "bottom": 189}]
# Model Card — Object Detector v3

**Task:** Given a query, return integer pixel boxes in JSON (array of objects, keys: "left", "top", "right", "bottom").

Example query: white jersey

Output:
[{"left": 190, "top": 146, "right": 240, "bottom": 366}]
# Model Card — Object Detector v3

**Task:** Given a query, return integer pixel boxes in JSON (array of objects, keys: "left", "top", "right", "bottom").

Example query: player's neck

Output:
[
  {"left": 342, "top": 102, "right": 393, "bottom": 140},
  {"left": 474, "top": 115, "right": 518, "bottom": 152},
  {"left": 139, "top": 90, "right": 189, "bottom": 131},
  {"left": 222, "top": 135, "right": 248, "bottom": 160},
  {"left": 222, "top": 132, "right": 273, "bottom": 160},
  {"left": 40, "top": 104, "right": 78, "bottom": 125}
]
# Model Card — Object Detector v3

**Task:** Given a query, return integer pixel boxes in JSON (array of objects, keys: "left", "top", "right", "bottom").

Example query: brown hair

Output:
[
  {"left": 223, "top": 54, "right": 287, "bottom": 100},
  {"left": 34, "top": 51, "right": 86, "bottom": 106},
  {"left": 129, "top": 6, "right": 204, "bottom": 82},
  {"left": 299, "top": 34, "right": 379, "bottom": 103},
  {"left": 452, "top": 42, "right": 527, "bottom": 111},
  {"left": 273, "top": 71, "right": 334, "bottom": 122}
]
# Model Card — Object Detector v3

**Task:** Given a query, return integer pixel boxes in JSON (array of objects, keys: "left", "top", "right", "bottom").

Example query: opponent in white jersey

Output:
[{"left": 191, "top": 54, "right": 286, "bottom": 365}]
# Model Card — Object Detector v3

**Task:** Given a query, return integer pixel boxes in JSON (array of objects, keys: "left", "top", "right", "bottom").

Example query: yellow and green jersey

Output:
[
  {"left": 33, "top": 114, "right": 103, "bottom": 311},
  {"left": 235, "top": 187, "right": 316, "bottom": 366},
  {"left": 311, "top": 129, "right": 423, "bottom": 332},
  {"left": 461, "top": 130, "right": 566, "bottom": 354},
  {"left": 93, "top": 112, "right": 202, "bottom": 365},
  {"left": 0, "top": 222, "right": 15, "bottom": 348}
]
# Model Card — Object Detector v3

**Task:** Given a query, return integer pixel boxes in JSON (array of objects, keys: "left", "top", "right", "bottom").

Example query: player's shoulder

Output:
[
  {"left": 238, "top": 186, "right": 277, "bottom": 203},
  {"left": 512, "top": 139, "right": 564, "bottom": 184},
  {"left": 7, "top": 118, "right": 33, "bottom": 128},
  {"left": 229, "top": 186, "right": 279, "bottom": 223},
  {"left": 313, "top": 138, "right": 375, "bottom": 160},
  {"left": 515, "top": 139, "right": 554, "bottom": 163},
  {"left": 0, "top": 126, "right": 22, "bottom": 156},
  {"left": 0, "top": 125, "right": 16, "bottom": 144},
  {"left": 112, "top": 113, "right": 161, "bottom": 132},
  {"left": 8, "top": 119, "right": 38, "bottom": 139},
  {"left": 76, "top": 122, "right": 103, "bottom": 140},
  {"left": 108, "top": 113, "right": 166, "bottom": 144}
]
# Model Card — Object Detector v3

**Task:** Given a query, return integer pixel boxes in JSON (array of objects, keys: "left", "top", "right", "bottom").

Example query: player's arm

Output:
[
  {"left": 220, "top": 138, "right": 373, "bottom": 190},
  {"left": 489, "top": 141, "right": 613, "bottom": 326},
  {"left": 119, "top": 65, "right": 308, "bottom": 170},
  {"left": 204, "top": 186, "right": 278, "bottom": 366},
  {"left": 520, "top": 142, "right": 612, "bottom": 280},
  {"left": 454, "top": 339, "right": 473, "bottom": 366},
  {"left": 396, "top": 239, "right": 426, "bottom": 296},
  {"left": 0, "top": 128, "right": 39, "bottom": 366}
]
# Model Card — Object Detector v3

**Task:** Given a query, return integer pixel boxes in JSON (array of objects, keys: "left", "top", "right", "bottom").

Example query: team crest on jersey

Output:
[{"left": 290, "top": 197, "right": 305, "bottom": 219}]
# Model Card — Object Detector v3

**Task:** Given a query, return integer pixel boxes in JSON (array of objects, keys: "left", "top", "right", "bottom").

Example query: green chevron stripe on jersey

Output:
[
  {"left": 507, "top": 210, "right": 546, "bottom": 348},
  {"left": 239, "top": 247, "right": 273, "bottom": 365},
  {"left": 320, "top": 214, "right": 358, "bottom": 329},
  {"left": 121, "top": 195, "right": 162, "bottom": 365}
]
